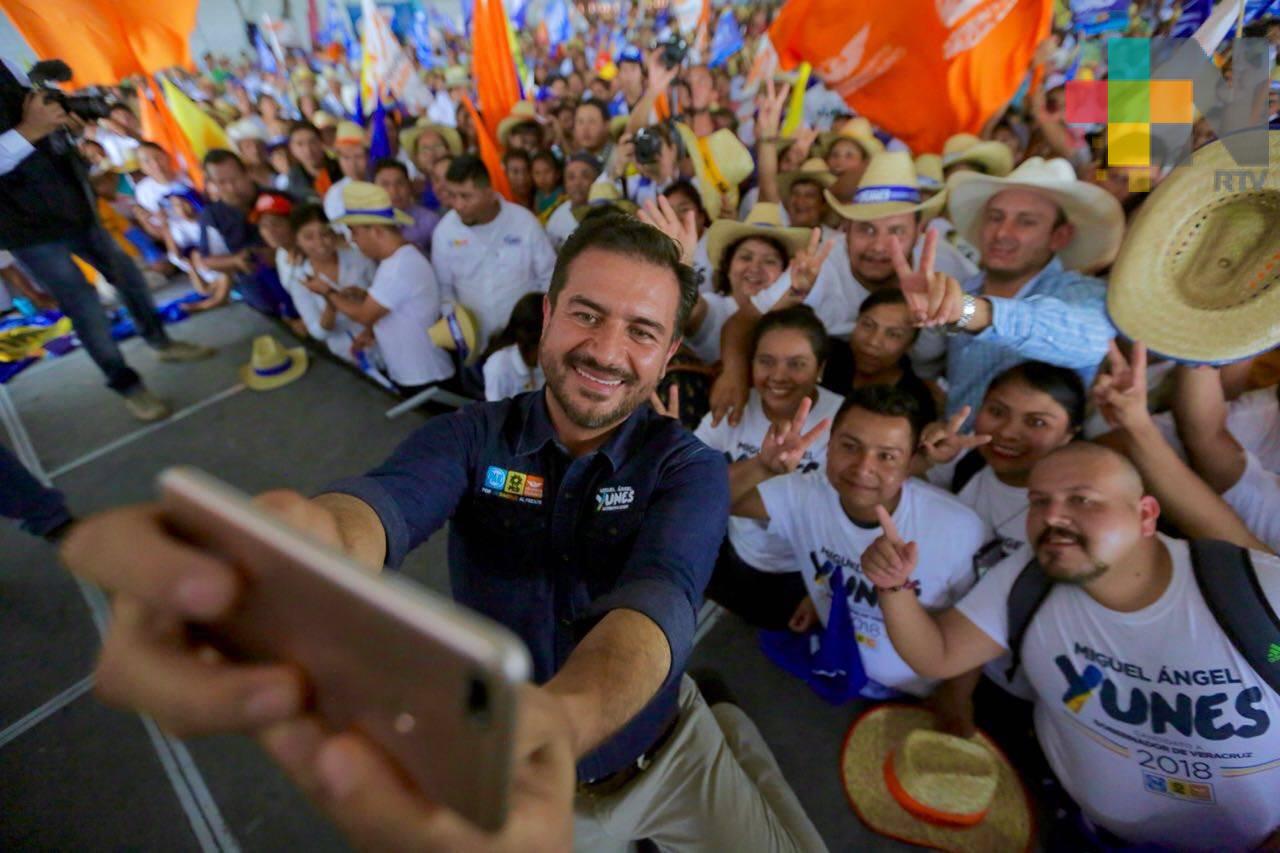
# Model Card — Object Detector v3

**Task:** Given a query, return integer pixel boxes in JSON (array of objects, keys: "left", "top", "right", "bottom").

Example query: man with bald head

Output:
[{"left": 860, "top": 442, "right": 1280, "bottom": 850}]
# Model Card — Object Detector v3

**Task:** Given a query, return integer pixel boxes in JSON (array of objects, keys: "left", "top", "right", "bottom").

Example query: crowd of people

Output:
[{"left": 4, "top": 1, "right": 1280, "bottom": 850}]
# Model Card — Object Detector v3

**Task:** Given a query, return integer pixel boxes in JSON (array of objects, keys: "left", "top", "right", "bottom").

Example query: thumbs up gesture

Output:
[{"left": 861, "top": 505, "right": 919, "bottom": 592}]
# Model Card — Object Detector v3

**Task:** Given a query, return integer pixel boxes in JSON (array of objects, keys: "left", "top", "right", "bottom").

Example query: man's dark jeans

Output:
[{"left": 13, "top": 224, "right": 169, "bottom": 394}]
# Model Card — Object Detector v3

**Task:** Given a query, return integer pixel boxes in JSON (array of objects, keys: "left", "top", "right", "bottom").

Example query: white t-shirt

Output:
[
  {"left": 431, "top": 201, "right": 556, "bottom": 350},
  {"left": 957, "top": 536, "right": 1280, "bottom": 851},
  {"left": 482, "top": 344, "right": 545, "bottom": 401},
  {"left": 367, "top": 244, "right": 455, "bottom": 387},
  {"left": 750, "top": 236, "right": 970, "bottom": 379},
  {"left": 544, "top": 200, "right": 578, "bottom": 251},
  {"left": 95, "top": 129, "right": 140, "bottom": 168},
  {"left": 1223, "top": 450, "right": 1280, "bottom": 554},
  {"left": 758, "top": 474, "right": 987, "bottom": 697},
  {"left": 134, "top": 177, "right": 191, "bottom": 214},
  {"left": 684, "top": 291, "right": 738, "bottom": 365},
  {"left": 698, "top": 388, "right": 844, "bottom": 573},
  {"left": 692, "top": 233, "right": 712, "bottom": 294},
  {"left": 278, "top": 247, "right": 375, "bottom": 360}
]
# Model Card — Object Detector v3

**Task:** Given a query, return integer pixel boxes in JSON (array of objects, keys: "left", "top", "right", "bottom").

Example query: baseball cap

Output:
[{"left": 249, "top": 191, "right": 293, "bottom": 223}]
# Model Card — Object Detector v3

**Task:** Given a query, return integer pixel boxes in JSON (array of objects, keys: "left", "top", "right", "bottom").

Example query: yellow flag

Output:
[{"left": 160, "top": 78, "right": 231, "bottom": 160}]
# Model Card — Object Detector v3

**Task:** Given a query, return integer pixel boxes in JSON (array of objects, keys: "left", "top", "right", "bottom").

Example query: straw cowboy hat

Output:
[
  {"left": 915, "top": 153, "right": 945, "bottom": 193},
  {"left": 842, "top": 705, "right": 1033, "bottom": 853},
  {"left": 673, "top": 123, "right": 754, "bottom": 219},
  {"left": 428, "top": 303, "right": 482, "bottom": 365},
  {"left": 334, "top": 182, "right": 414, "bottom": 227},
  {"left": 240, "top": 336, "right": 309, "bottom": 391},
  {"left": 497, "top": 101, "right": 540, "bottom": 148},
  {"left": 227, "top": 119, "right": 266, "bottom": 143},
  {"left": 1108, "top": 131, "right": 1280, "bottom": 364},
  {"left": 778, "top": 157, "right": 836, "bottom": 200},
  {"left": 572, "top": 181, "right": 639, "bottom": 222},
  {"left": 334, "top": 120, "right": 365, "bottom": 148},
  {"left": 817, "top": 116, "right": 886, "bottom": 160},
  {"left": 947, "top": 157, "right": 1125, "bottom": 272},
  {"left": 412, "top": 119, "right": 463, "bottom": 156},
  {"left": 705, "top": 202, "right": 812, "bottom": 271},
  {"left": 443, "top": 66, "right": 471, "bottom": 89},
  {"left": 942, "top": 133, "right": 1014, "bottom": 177},
  {"left": 825, "top": 151, "right": 947, "bottom": 222},
  {"left": 311, "top": 110, "right": 339, "bottom": 130}
]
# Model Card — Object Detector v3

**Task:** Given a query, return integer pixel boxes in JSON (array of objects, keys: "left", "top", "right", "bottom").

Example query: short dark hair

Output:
[
  {"left": 833, "top": 384, "right": 932, "bottom": 448},
  {"left": 857, "top": 288, "right": 920, "bottom": 343},
  {"left": 531, "top": 149, "right": 562, "bottom": 172},
  {"left": 445, "top": 154, "right": 491, "bottom": 187},
  {"left": 661, "top": 180, "right": 708, "bottom": 225},
  {"left": 202, "top": 148, "right": 245, "bottom": 171},
  {"left": 503, "top": 148, "right": 532, "bottom": 168},
  {"left": 713, "top": 233, "right": 793, "bottom": 296},
  {"left": 372, "top": 157, "right": 409, "bottom": 180},
  {"left": 575, "top": 99, "right": 609, "bottom": 124},
  {"left": 750, "top": 305, "right": 831, "bottom": 367},
  {"left": 136, "top": 140, "right": 168, "bottom": 156},
  {"left": 287, "top": 122, "right": 321, "bottom": 144},
  {"left": 550, "top": 210, "right": 699, "bottom": 340},
  {"left": 985, "top": 360, "right": 1087, "bottom": 431},
  {"left": 288, "top": 202, "right": 328, "bottom": 232}
]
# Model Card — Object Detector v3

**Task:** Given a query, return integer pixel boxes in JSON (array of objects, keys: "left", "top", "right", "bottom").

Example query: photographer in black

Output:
[{"left": 0, "top": 58, "right": 213, "bottom": 422}]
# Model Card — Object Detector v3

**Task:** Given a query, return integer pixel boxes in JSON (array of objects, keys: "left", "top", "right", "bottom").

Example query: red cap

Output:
[{"left": 249, "top": 192, "right": 293, "bottom": 223}]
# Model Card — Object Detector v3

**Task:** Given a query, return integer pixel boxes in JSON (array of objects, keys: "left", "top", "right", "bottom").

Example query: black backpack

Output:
[{"left": 1004, "top": 539, "right": 1280, "bottom": 695}]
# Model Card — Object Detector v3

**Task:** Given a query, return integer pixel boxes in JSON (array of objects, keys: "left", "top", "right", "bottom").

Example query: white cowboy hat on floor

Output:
[
  {"left": 942, "top": 133, "right": 1014, "bottom": 177},
  {"left": 947, "top": 157, "right": 1125, "bottom": 272},
  {"left": 673, "top": 123, "right": 754, "bottom": 219},
  {"left": 1108, "top": 130, "right": 1280, "bottom": 364},
  {"left": 842, "top": 705, "right": 1034, "bottom": 853},
  {"left": 825, "top": 151, "right": 947, "bottom": 222},
  {"left": 705, "top": 202, "right": 812, "bottom": 271},
  {"left": 334, "top": 182, "right": 414, "bottom": 227},
  {"left": 240, "top": 336, "right": 308, "bottom": 391}
]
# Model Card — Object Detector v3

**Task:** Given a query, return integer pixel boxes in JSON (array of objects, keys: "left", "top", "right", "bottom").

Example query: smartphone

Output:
[{"left": 157, "top": 466, "right": 532, "bottom": 832}]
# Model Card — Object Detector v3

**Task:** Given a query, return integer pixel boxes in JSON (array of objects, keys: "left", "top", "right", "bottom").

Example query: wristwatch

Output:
[{"left": 949, "top": 294, "right": 979, "bottom": 334}]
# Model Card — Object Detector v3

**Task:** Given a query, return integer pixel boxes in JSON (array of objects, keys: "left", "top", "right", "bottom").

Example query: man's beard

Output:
[
  {"left": 1035, "top": 525, "right": 1110, "bottom": 585},
  {"left": 542, "top": 350, "right": 650, "bottom": 431}
]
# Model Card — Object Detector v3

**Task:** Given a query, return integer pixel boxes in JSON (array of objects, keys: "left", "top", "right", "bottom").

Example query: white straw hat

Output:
[
  {"left": 1108, "top": 131, "right": 1280, "bottom": 363},
  {"left": 334, "top": 182, "right": 414, "bottom": 227},
  {"left": 240, "top": 336, "right": 308, "bottom": 391},
  {"left": 705, "top": 202, "right": 812, "bottom": 271},
  {"left": 825, "top": 151, "right": 947, "bottom": 222},
  {"left": 942, "top": 133, "right": 1014, "bottom": 177}
]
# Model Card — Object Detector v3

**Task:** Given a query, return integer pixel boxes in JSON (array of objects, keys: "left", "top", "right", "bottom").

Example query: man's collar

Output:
[{"left": 513, "top": 389, "right": 648, "bottom": 472}]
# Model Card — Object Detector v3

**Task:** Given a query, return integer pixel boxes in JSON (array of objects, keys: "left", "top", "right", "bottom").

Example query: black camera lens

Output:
[{"left": 633, "top": 128, "right": 663, "bottom": 165}]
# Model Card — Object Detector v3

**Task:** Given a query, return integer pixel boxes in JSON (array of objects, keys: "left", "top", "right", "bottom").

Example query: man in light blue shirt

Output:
[{"left": 899, "top": 157, "right": 1125, "bottom": 417}]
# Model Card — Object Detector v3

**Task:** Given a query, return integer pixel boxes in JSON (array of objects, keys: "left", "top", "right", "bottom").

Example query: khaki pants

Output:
[{"left": 573, "top": 676, "right": 827, "bottom": 853}]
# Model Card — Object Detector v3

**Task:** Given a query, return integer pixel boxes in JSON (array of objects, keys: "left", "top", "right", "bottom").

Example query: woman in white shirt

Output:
[
  {"left": 696, "top": 306, "right": 845, "bottom": 628},
  {"left": 481, "top": 292, "right": 545, "bottom": 401},
  {"left": 683, "top": 203, "right": 810, "bottom": 365},
  {"left": 279, "top": 204, "right": 376, "bottom": 364}
]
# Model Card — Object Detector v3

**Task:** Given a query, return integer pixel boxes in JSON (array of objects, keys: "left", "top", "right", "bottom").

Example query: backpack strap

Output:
[
  {"left": 1189, "top": 539, "right": 1280, "bottom": 696},
  {"left": 951, "top": 449, "right": 988, "bottom": 494},
  {"left": 1004, "top": 558, "right": 1055, "bottom": 683}
]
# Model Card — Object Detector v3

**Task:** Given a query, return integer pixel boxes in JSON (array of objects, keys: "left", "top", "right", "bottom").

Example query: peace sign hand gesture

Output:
[
  {"left": 1092, "top": 339, "right": 1151, "bottom": 432},
  {"left": 638, "top": 195, "right": 698, "bottom": 266},
  {"left": 756, "top": 78, "right": 791, "bottom": 142},
  {"left": 890, "top": 229, "right": 964, "bottom": 328},
  {"left": 757, "top": 396, "right": 832, "bottom": 475},
  {"left": 918, "top": 405, "right": 992, "bottom": 466},
  {"left": 861, "top": 505, "right": 919, "bottom": 592},
  {"left": 785, "top": 227, "right": 835, "bottom": 302}
]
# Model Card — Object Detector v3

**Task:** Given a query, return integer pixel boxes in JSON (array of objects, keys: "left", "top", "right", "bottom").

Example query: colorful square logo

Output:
[
  {"left": 504, "top": 470, "right": 527, "bottom": 496},
  {"left": 524, "top": 475, "right": 544, "bottom": 500},
  {"left": 484, "top": 466, "right": 508, "bottom": 490}
]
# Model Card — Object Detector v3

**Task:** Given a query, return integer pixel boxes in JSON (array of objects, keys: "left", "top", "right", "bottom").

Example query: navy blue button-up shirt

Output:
[{"left": 324, "top": 390, "right": 729, "bottom": 780}]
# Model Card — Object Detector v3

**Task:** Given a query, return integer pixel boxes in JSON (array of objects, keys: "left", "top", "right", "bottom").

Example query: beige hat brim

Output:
[
  {"left": 336, "top": 210, "right": 415, "bottom": 227},
  {"left": 942, "top": 141, "right": 1014, "bottom": 178},
  {"left": 946, "top": 171, "right": 1124, "bottom": 273},
  {"left": 1107, "top": 131, "right": 1280, "bottom": 364},
  {"left": 817, "top": 130, "right": 886, "bottom": 160},
  {"left": 240, "top": 347, "right": 309, "bottom": 391},
  {"left": 416, "top": 122, "right": 463, "bottom": 156},
  {"left": 843, "top": 705, "right": 1034, "bottom": 853},
  {"left": 825, "top": 187, "right": 947, "bottom": 223},
  {"left": 674, "top": 124, "right": 748, "bottom": 220},
  {"left": 705, "top": 218, "right": 812, "bottom": 272},
  {"left": 428, "top": 304, "right": 482, "bottom": 364}
]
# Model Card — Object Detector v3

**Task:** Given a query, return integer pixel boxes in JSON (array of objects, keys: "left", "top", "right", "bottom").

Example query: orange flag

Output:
[
  {"left": 767, "top": 0, "right": 1052, "bottom": 154},
  {"left": 471, "top": 0, "right": 521, "bottom": 141},
  {"left": 1, "top": 0, "right": 197, "bottom": 86},
  {"left": 463, "top": 96, "right": 514, "bottom": 202}
]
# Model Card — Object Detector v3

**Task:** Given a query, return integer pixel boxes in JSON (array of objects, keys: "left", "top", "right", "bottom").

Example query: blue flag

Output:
[
  {"left": 410, "top": 10, "right": 437, "bottom": 68},
  {"left": 368, "top": 98, "right": 391, "bottom": 165},
  {"left": 757, "top": 566, "right": 869, "bottom": 705},
  {"left": 1171, "top": 0, "right": 1211, "bottom": 39},
  {"left": 254, "top": 29, "right": 279, "bottom": 74},
  {"left": 1070, "top": 0, "right": 1128, "bottom": 36},
  {"left": 545, "top": 0, "right": 571, "bottom": 50},
  {"left": 709, "top": 9, "right": 744, "bottom": 69}
]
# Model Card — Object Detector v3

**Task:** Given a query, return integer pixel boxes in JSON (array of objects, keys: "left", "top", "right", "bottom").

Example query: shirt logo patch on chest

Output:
[
  {"left": 483, "top": 466, "right": 544, "bottom": 504},
  {"left": 595, "top": 485, "right": 635, "bottom": 511},
  {"left": 450, "top": 238, "right": 469, "bottom": 248},
  {"left": 502, "top": 235, "right": 522, "bottom": 246}
]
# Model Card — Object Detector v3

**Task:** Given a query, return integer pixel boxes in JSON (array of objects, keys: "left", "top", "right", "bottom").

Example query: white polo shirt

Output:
[{"left": 431, "top": 201, "right": 556, "bottom": 350}]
